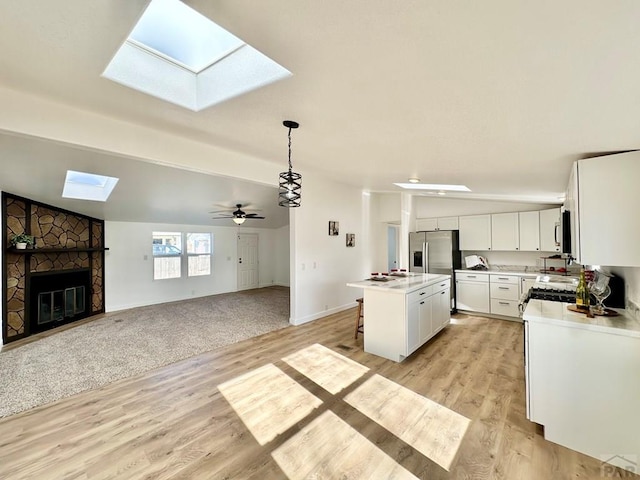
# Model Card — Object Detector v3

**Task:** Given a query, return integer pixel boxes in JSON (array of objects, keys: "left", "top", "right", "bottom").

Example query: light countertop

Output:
[
  {"left": 523, "top": 299, "right": 640, "bottom": 338},
  {"left": 456, "top": 268, "right": 537, "bottom": 276},
  {"left": 347, "top": 273, "right": 450, "bottom": 294}
]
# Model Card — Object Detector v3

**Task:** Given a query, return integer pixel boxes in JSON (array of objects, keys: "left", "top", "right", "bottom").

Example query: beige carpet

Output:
[{"left": 0, "top": 287, "right": 289, "bottom": 418}]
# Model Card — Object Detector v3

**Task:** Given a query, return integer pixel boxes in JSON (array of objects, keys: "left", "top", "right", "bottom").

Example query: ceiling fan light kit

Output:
[
  {"left": 211, "top": 204, "right": 265, "bottom": 224},
  {"left": 279, "top": 120, "right": 302, "bottom": 208}
]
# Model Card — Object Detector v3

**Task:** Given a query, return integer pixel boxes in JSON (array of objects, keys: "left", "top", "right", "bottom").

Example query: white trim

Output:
[{"left": 289, "top": 301, "right": 356, "bottom": 326}]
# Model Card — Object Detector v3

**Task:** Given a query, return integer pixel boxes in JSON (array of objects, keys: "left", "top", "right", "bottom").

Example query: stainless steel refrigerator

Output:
[{"left": 409, "top": 230, "right": 462, "bottom": 312}]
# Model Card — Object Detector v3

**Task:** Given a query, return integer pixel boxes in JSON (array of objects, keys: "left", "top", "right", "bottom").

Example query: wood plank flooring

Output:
[{"left": 0, "top": 309, "right": 636, "bottom": 479}]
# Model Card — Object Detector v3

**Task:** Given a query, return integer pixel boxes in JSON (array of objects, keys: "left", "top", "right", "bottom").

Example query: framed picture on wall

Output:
[
  {"left": 346, "top": 233, "right": 355, "bottom": 247},
  {"left": 328, "top": 221, "right": 339, "bottom": 236}
]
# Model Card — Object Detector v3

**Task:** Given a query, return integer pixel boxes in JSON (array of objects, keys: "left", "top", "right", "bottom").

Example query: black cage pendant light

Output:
[{"left": 278, "top": 120, "right": 302, "bottom": 207}]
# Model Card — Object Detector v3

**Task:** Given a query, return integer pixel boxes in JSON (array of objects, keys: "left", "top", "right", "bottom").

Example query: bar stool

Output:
[{"left": 354, "top": 298, "right": 364, "bottom": 339}]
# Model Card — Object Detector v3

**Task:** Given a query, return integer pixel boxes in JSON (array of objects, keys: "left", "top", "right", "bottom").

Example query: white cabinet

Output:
[
  {"left": 520, "top": 275, "right": 537, "bottom": 297},
  {"left": 519, "top": 211, "right": 540, "bottom": 251},
  {"left": 525, "top": 314, "right": 640, "bottom": 468},
  {"left": 539, "top": 208, "right": 561, "bottom": 253},
  {"left": 491, "top": 212, "right": 520, "bottom": 251},
  {"left": 353, "top": 276, "right": 450, "bottom": 362},
  {"left": 569, "top": 152, "right": 640, "bottom": 266},
  {"left": 456, "top": 272, "right": 490, "bottom": 312},
  {"left": 489, "top": 274, "right": 520, "bottom": 317},
  {"left": 433, "top": 286, "right": 451, "bottom": 332},
  {"left": 416, "top": 216, "right": 458, "bottom": 231},
  {"left": 459, "top": 215, "right": 491, "bottom": 251},
  {"left": 415, "top": 218, "right": 438, "bottom": 232},
  {"left": 407, "top": 299, "right": 420, "bottom": 354},
  {"left": 408, "top": 285, "right": 434, "bottom": 353},
  {"left": 437, "top": 216, "right": 459, "bottom": 230},
  {"left": 418, "top": 296, "right": 433, "bottom": 345}
]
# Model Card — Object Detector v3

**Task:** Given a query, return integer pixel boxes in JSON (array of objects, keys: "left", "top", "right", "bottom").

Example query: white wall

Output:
[
  {"left": 289, "top": 175, "right": 369, "bottom": 325},
  {"left": 105, "top": 221, "right": 284, "bottom": 311},
  {"left": 274, "top": 225, "right": 290, "bottom": 286}
]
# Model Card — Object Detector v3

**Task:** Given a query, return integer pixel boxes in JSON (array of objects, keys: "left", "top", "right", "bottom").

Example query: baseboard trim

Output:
[{"left": 289, "top": 302, "right": 356, "bottom": 326}]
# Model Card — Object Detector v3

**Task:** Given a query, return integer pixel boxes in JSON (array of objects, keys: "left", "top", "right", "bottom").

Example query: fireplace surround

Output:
[{"left": 2, "top": 193, "right": 107, "bottom": 343}]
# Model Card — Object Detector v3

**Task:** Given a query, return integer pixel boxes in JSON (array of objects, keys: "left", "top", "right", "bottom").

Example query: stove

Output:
[
  {"left": 528, "top": 287, "right": 576, "bottom": 303},
  {"left": 519, "top": 274, "right": 579, "bottom": 316}
]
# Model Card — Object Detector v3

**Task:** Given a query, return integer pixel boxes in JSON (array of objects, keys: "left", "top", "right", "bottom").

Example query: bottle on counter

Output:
[{"left": 575, "top": 268, "right": 590, "bottom": 310}]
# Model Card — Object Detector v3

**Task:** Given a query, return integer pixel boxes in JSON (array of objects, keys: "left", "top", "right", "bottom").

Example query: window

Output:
[
  {"left": 187, "top": 233, "right": 212, "bottom": 277},
  {"left": 153, "top": 232, "right": 182, "bottom": 280},
  {"left": 152, "top": 231, "right": 212, "bottom": 279}
]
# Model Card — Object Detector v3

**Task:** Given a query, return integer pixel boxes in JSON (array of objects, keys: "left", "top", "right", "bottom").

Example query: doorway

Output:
[
  {"left": 238, "top": 233, "right": 259, "bottom": 291},
  {"left": 387, "top": 225, "right": 400, "bottom": 272}
]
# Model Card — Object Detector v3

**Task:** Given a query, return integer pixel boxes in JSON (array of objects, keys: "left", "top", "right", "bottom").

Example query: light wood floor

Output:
[{"left": 0, "top": 309, "right": 636, "bottom": 479}]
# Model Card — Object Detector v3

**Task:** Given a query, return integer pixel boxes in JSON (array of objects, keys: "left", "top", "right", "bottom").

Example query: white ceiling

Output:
[{"left": 1, "top": 0, "right": 640, "bottom": 221}]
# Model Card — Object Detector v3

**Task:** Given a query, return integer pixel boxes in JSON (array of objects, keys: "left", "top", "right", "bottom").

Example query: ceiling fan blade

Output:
[
  {"left": 244, "top": 215, "right": 266, "bottom": 219},
  {"left": 211, "top": 215, "right": 234, "bottom": 219}
]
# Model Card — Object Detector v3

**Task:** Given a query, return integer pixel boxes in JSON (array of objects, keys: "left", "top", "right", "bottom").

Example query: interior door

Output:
[{"left": 237, "top": 233, "right": 259, "bottom": 291}]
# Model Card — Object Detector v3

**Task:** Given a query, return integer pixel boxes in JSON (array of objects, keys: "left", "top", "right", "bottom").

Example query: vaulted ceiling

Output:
[{"left": 1, "top": 0, "right": 639, "bottom": 224}]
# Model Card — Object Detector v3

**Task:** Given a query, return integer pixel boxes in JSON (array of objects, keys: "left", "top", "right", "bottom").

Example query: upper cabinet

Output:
[
  {"left": 415, "top": 218, "right": 438, "bottom": 231},
  {"left": 567, "top": 153, "right": 640, "bottom": 266},
  {"left": 459, "top": 214, "right": 492, "bottom": 250},
  {"left": 416, "top": 216, "right": 459, "bottom": 231},
  {"left": 491, "top": 212, "right": 520, "bottom": 251},
  {"left": 539, "top": 208, "right": 561, "bottom": 253},
  {"left": 519, "top": 211, "right": 540, "bottom": 251}
]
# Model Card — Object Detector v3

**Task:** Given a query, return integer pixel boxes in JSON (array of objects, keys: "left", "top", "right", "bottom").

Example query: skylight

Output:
[
  {"left": 394, "top": 183, "right": 471, "bottom": 192},
  {"left": 102, "top": 0, "right": 292, "bottom": 111},
  {"left": 62, "top": 170, "right": 119, "bottom": 202}
]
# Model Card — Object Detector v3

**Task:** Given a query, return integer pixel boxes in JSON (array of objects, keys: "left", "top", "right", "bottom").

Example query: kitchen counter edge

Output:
[
  {"left": 523, "top": 299, "right": 640, "bottom": 338},
  {"left": 346, "top": 274, "right": 450, "bottom": 294}
]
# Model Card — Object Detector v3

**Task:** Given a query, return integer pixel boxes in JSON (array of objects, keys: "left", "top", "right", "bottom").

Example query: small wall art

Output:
[
  {"left": 346, "top": 233, "right": 355, "bottom": 247},
  {"left": 328, "top": 221, "right": 339, "bottom": 236}
]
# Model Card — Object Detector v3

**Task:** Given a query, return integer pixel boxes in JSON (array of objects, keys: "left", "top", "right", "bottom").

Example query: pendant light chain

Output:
[{"left": 288, "top": 126, "right": 293, "bottom": 172}]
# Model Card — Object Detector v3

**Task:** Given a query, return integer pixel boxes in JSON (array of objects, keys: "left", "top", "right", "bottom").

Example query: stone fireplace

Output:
[{"left": 2, "top": 193, "right": 106, "bottom": 343}]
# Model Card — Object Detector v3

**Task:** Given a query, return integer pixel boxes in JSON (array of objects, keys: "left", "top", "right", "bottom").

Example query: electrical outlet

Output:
[
  {"left": 143, "top": 254, "right": 148, "bottom": 261},
  {"left": 302, "top": 263, "right": 305, "bottom": 271},
  {"left": 313, "top": 261, "right": 317, "bottom": 269}
]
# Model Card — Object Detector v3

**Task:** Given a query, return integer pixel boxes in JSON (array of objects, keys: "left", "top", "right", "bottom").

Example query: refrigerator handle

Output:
[{"left": 423, "top": 242, "right": 428, "bottom": 273}]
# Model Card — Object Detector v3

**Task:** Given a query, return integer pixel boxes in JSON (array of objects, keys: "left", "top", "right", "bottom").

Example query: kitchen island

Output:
[
  {"left": 523, "top": 300, "right": 640, "bottom": 472},
  {"left": 347, "top": 273, "right": 450, "bottom": 362}
]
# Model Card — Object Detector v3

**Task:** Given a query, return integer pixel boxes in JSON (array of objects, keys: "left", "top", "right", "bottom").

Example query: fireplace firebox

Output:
[{"left": 29, "top": 270, "right": 91, "bottom": 334}]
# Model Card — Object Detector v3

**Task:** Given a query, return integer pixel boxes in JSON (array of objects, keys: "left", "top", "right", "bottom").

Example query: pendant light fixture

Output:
[{"left": 278, "top": 120, "right": 302, "bottom": 207}]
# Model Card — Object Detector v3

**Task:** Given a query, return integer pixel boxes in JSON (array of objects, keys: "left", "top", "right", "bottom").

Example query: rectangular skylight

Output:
[
  {"left": 394, "top": 183, "right": 471, "bottom": 192},
  {"left": 62, "top": 170, "right": 119, "bottom": 202},
  {"left": 102, "top": 0, "right": 291, "bottom": 111}
]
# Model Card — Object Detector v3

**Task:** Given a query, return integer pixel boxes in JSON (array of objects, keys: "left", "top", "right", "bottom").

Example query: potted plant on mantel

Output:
[{"left": 10, "top": 233, "right": 35, "bottom": 250}]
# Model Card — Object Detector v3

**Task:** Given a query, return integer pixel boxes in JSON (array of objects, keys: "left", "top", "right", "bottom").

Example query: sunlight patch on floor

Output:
[
  {"left": 217, "top": 363, "right": 322, "bottom": 445},
  {"left": 282, "top": 343, "right": 370, "bottom": 394},
  {"left": 272, "top": 410, "right": 419, "bottom": 480},
  {"left": 344, "top": 374, "right": 471, "bottom": 471}
]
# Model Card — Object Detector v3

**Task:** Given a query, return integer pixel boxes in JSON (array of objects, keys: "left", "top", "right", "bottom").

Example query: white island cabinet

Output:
[
  {"left": 347, "top": 274, "right": 450, "bottom": 362},
  {"left": 523, "top": 300, "right": 640, "bottom": 472}
]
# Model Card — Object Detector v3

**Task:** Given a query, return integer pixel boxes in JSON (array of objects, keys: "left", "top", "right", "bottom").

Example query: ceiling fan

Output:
[{"left": 210, "top": 204, "right": 265, "bottom": 225}]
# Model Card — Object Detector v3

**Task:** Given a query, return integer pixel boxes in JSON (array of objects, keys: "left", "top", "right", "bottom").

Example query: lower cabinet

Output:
[
  {"left": 456, "top": 273, "right": 490, "bottom": 313},
  {"left": 432, "top": 286, "right": 451, "bottom": 333},
  {"left": 407, "top": 282, "right": 449, "bottom": 356},
  {"left": 489, "top": 274, "right": 520, "bottom": 317}
]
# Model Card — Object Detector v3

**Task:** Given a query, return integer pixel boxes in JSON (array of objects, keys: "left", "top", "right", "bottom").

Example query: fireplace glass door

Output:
[
  {"left": 38, "top": 286, "right": 86, "bottom": 325},
  {"left": 38, "top": 291, "right": 65, "bottom": 325}
]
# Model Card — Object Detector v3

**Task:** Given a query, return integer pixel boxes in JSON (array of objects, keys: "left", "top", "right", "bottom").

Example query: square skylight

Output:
[
  {"left": 62, "top": 170, "right": 119, "bottom": 202},
  {"left": 102, "top": 0, "right": 292, "bottom": 111}
]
